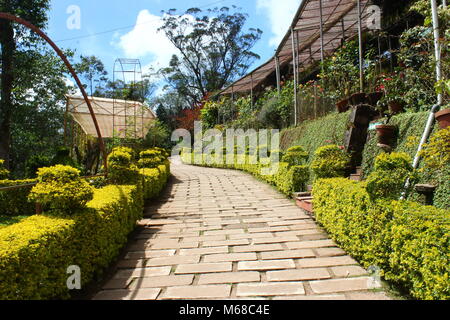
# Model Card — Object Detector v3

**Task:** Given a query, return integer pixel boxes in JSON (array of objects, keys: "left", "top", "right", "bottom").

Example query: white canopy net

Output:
[{"left": 66, "top": 95, "right": 156, "bottom": 139}]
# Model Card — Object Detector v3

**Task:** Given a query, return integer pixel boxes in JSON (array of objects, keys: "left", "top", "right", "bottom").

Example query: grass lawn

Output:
[{"left": 0, "top": 215, "right": 29, "bottom": 229}]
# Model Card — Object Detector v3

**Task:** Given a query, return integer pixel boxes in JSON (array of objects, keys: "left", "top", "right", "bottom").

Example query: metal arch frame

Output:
[
  {"left": 0, "top": 12, "right": 108, "bottom": 171},
  {"left": 112, "top": 58, "right": 145, "bottom": 142}
]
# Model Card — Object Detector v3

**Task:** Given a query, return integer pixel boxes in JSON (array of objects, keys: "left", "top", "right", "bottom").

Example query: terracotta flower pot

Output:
[
  {"left": 388, "top": 101, "right": 404, "bottom": 115},
  {"left": 367, "top": 92, "right": 384, "bottom": 106},
  {"left": 336, "top": 98, "right": 350, "bottom": 113},
  {"left": 375, "top": 125, "right": 397, "bottom": 146},
  {"left": 435, "top": 108, "right": 450, "bottom": 129},
  {"left": 349, "top": 92, "right": 367, "bottom": 106}
]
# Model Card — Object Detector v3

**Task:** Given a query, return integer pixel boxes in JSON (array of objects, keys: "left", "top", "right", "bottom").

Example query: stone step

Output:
[
  {"left": 355, "top": 166, "right": 362, "bottom": 175},
  {"left": 349, "top": 174, "right": 362, "bottom": 181},
  {"left": 296, "top": 197, "right": 314, "bottom": 214}
]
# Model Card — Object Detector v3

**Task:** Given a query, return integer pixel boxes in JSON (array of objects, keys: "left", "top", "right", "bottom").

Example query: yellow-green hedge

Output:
[
  {"left": 313, "top": 178, "right": 450, "bottom": 300},
  {"left": 0, "top": 179, "right": 36, "bottom": 216},
  {"left": 0, "top": 162, "right": 170, "bottom": 299},
  {"left": 141, "top": 160, "right": 171, "bottom": 200},
  {"left": 181, "top": 152, "right": 309, "bottom": 195}
]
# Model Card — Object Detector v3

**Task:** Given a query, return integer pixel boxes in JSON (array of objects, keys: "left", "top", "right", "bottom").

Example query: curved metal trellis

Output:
[
  {"left": 0, "top": 12, "right": 108, "bottom": 170},
  {"left": 112, "top": 58, "right": 145, "bottom": 144}
]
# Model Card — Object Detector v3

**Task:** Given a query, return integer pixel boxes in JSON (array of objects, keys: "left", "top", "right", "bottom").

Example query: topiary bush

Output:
[
  {"left": 366, "top": 152, "right": 417, "bottom": 201},
  {"left": 281, "top": 145, "right": 308, "bottom": 166},
  {"left": 107, "top": 150, "right": 140, "bottom": 185},
  {"left": 138, "top": 149, "right": 165, "bottom": 169},
  {"left": 0, "top": 160, "right": 9, "bottom": 180},
  {"left": 28, "top": 165, "right": 94, "bottom": 213},
  {"left": 310, "top": 144, "right": 350, "bottom": 179}
]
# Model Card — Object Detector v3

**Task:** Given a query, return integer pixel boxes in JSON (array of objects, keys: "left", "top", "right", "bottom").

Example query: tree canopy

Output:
[{"left": 158, "top": 6, "right": 262, "bottom": 106}]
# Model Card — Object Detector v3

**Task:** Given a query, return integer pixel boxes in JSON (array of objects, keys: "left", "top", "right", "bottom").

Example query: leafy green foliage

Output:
[
  {"left": 0, "top": 184, "right": 143, "bottom": 299},
  {"left": 24, "top": 155, "right": 51, "bottom": 178},
  {"left": 281, "top": 145, "right": 308, "bottom": 166},
  {"left": 311, "top": 145, "right": 350, "bottom": 179},
  {"left": 366, "top": 154, "right": 417, "bottom": 201},
  {"left": 159, "top": 7, "right": 262, "bottom": 104},
  {"left": 0, "top": 160, "right": 9, "bottom": 180},
  {"left": 138, "top": 149, "right": 166, "bottom": 169},
  {"left": 107, "top": 149, "right": 140, "bottom": 185},
  {"left": 313, "top": 178, "right": 449, "bottom": 300},
  {"left": 28, "top": 165, "right": 94, "bottom": 212},
  {"left": 0, "top": 179, "right": 36, "bottom": 216}
]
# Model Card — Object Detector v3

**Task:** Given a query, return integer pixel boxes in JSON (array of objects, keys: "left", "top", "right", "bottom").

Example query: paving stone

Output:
[
  {"left": 236, "top": 282, "right": 305, "bottom": 297},
  {"left": 198, "top": 272, "right": 260, "bottom": 285},
  {"left": 260, "top": 249, "right": 315, "bottom": 260},
  {"left": 237, "top": 259, "right": 295, "bottom": 271},
  {"left": 233, "top": 243, "right": 284, "bottom": 253},
  {"left": 331, "top": 265, "right": 368, "bottom": 278},
  {"left": 315, "top": 247, "right": 346, "bottom": 257},
  {"left": 130, "top": 275, "right": 194, "bottom": 288},
  {"left": 267, "top": 268, "right": 331, "bottom": 282},
  {"left": 162, "top": 285, "right": 231, "bottom": 299},
  {"left": 175, "top": 262, "right": 233, "bottom": 274},
  {"left": 124, "top": 249, "right": 176, "bottom": 260},
  {"left": 145, "top": 255, "right": 200, "bottom": 267},
  {"left": 285, "top": 239, "right": 335, "bottom": 250},
  {"left": 297, "top": 256, "right": 357, "bottom": 268},
  {"left": 203, "top": 252, "right": 257, "bottom": 263},
  {"left": 309, "top": 277, "right": 382, "bottom": 294},
  {"left": 93, "top": 288, "right": 161, "bottom": 300},
  {"left": 203, "top": 239, "right": 250, "bottom": 247},
  {"left": 179, "top": 246, "right": 229, "bottom": 256},
  {"left": 113, "top": 267, "right": 172, "bottom": 279}
]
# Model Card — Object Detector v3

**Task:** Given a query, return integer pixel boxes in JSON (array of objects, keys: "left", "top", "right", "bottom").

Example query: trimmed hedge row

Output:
[
  {"left": 181, "top": 152, "right": 308, "bottom": 195},
  {"left": 0, "top": 179, "right": 36, "bottom": 216},
  {"left": 313, "top": 178, "right": 450, "bottom": 300},
  {"left": 141, "top": 160, "right": 171, "bottom": 200},
  {"left": 0, "top": 152, "right": 171, "bottom": 299},
  {"left": 280, "top": 111, "right": 350, "bottom": 157}
]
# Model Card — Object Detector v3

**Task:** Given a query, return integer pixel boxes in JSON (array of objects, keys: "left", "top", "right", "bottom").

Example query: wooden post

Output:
[
  {"left": 357, "top": 0, "right": 364, "bottom": 93},
  {"left": 275, "top": 56, "right": 281, "bottom": 95}
]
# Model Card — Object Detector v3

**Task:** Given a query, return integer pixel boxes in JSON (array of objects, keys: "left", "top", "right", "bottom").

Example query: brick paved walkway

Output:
[{"left": 93, "top": 158, "right": 392, "bottom": 300}]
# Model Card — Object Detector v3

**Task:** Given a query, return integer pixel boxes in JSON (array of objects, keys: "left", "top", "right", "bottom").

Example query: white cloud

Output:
[
  {"left": 115, "top": 10, "right": 178, "bottom": 70},
  {"left": 257, "top": 0, "right": 303, "bottom": 47}
]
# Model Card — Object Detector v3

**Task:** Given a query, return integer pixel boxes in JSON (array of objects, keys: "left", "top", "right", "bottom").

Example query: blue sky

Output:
[{"left": 47, "top": 0, "right": 302, "bottom": 87}]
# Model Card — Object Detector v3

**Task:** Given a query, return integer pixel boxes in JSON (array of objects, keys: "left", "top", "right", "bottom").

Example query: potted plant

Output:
[
  {"left": 349, "top": 92, "right": 367, "bottom": 106},
  {"left": 336, "top": 97, "right": 350, "bottom": 113},
  {"left": 435, "top": 80, "right": 450, "bottom": 129},
  {"left": 377, "top": 73, "right": 406, "bottom": 115}
]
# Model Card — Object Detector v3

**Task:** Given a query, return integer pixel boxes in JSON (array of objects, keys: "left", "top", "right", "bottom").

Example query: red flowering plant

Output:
[{"left": 376, "top": 71, "right": 407, "bottom": 115}]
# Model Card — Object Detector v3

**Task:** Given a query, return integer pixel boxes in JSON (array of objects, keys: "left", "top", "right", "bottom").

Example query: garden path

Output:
[{"left": 93, "top": 158, "right": 392, "bottom": 300}]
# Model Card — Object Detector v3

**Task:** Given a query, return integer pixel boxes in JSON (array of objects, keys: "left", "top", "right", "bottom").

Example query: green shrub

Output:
[
  {"left": 361, "top": 112, "right": 449, "bottom": 209},
  {"left": 0, "top": 179, "right": 36, "bottom": 216},
  {"left": 107, "top": 150, "right": 140, "bottom": 184},
  {"left": 282, "top": 145, "right": 308, "bottom": 166},
  {"left": 138, "top": 149, "right": 165, "bottom": 168},
  {"left": 313, "top": 178, "right": 449, "bottom": 300},
  {"left": 366, "top": 152, "right": 416, "bottom": 200},
  {"left": 28, "top": 165, "right": 94, "bottom": 212},
  {"left": 0, "top": 183, "right": 143, "bottom": 300},
  {"left": 276, "top": 163, "right": 309, "bottom": 195},
  {"left": 310, "top": 145, "right": 350, "bottom": 179},
  {"left": 0, "top": 160, "right": 9, "bottom": 180},
  {"left": 52, "top": 147, "right": 79, "bottom": 169},
  {"left": 141, "top": 162, "right": 170, "bottom": 200}
]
